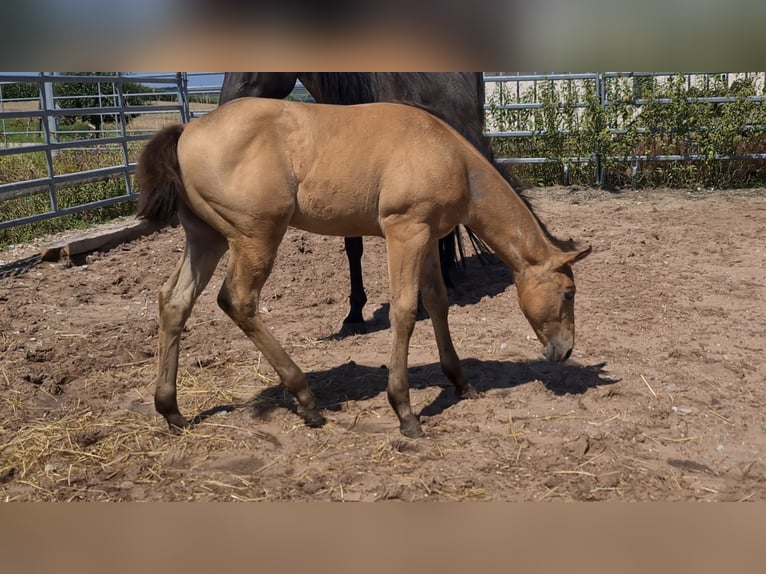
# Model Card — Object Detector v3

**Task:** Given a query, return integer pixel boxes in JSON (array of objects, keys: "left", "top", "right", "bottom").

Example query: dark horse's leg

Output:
[
  {"left": 343, "top": 231, "right": 459, "bottom": 328},
  {"left": 438, "top": 232, "right": 457, "bottom": 289},
  {"left": 343, "top": 236, "right": 367, "bottom": 325}
]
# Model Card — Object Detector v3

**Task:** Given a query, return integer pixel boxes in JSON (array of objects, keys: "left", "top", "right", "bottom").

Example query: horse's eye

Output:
[{"left": 563, "top": 290, "right": 575, "bottom": 301}]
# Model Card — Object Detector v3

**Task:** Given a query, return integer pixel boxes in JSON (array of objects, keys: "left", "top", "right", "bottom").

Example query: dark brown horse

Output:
[
  {"left": 219, "top": 73, "right": 494, "bottom": 327},
  {"left": 137, "top": 98, "right": 590, "bottom": 438}
]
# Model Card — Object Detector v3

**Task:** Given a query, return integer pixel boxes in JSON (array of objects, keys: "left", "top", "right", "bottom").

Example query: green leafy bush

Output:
[{"left": 54, "top": 73, "right": 155, "bottom": 128}]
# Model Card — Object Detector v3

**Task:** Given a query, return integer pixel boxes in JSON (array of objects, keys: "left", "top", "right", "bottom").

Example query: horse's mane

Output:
[{"left": 308, "top": 73, "right": 378, "bottom": 105}]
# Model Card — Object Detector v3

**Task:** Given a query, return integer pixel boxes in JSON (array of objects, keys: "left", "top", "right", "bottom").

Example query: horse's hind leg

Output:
[
  {"left": 419, "top": 246, "right": 477, "bottom": 400},
  {"left": 155, "top": 217, "right": 227, "bottom": 432},
  {"left": 217, "top": 238, "right": 324, "bottom": 428},
  {"left": 343, "top": 236, "right": 367, "bottom": 326}
]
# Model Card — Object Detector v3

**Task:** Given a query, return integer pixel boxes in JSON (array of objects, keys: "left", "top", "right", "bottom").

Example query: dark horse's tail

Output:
[{"left": 136, "top": 124, "right": 186, "bottom": 224}]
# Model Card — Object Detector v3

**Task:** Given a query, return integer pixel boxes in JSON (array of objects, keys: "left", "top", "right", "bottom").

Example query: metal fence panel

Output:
[
  {"left": 2, "top": 72, "right": 765, "bottom": 233},
  {"left": 484, "top": 72, "right": 766, "bottom": 185},
  {"left": 0, "top": 72, "right": 191, "bottom": 231}
]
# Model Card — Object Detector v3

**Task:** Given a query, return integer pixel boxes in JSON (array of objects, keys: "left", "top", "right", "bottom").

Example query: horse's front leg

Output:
[
  {"left": 343, "top": 236, "right": 367, "bottom": 326},
  {"left": 383, "top": 223, "right": 432, "bottom": 438},
  {"left": 420, "top": 245, "right": 478, "bottom": 400}
]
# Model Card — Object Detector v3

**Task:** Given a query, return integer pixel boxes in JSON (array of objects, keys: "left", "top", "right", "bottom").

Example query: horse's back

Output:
[
  {"left": 290, "top": 101, "right": 476, "bottom": 237},
  {"left": 176, "top": 98, "right": 476, "bottom": 239}
]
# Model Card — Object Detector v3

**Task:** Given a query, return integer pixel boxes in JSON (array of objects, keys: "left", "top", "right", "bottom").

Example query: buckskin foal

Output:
[{"left": 137, "top": 98, "right": 591, "bottom": 438}]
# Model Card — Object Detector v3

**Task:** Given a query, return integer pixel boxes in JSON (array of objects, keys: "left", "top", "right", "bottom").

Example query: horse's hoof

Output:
[
  {"left": 400, "top": 418, "right": 425, "bottom": 439},
  {"left": 340, "top": 320, "right": 367, "bottom": 335},
  {"left": 166, "top": 414, "right": 191, "bottom": 435},
  {"left": 301, "top": 408, "right": 326, "bottom": 428},
  {"left": 343, "top": 316, "right": 364, "bottom": 324},
  {"left": 460, "top": 385, "right": 479, "bottom": 400}
]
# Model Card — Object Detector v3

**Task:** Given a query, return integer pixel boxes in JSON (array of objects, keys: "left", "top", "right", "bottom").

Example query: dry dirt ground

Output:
[{"left": 1, "top": 187, "right": 764, "bottom": 501}]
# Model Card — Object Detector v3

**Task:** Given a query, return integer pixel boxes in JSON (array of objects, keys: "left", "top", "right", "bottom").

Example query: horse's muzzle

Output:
[{"left": 543, "top": 341, "right": 573, "bottom": 362}]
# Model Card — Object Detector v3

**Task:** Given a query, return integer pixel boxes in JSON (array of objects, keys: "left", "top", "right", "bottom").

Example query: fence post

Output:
[
  {"left": 116, "top": 73, "right": 134, "bottom": 196},
  {"left": 41, "top": 73, "right": 58, "bottom": 147},
  {"left": 177, "top": 73, "right": 190, "bottom": 123},
  {"left": 40, "top": 72, "right": 59, "bottom": 211},
  {"left": 595, "top": 72, "right": 605, "bottom": 187}
]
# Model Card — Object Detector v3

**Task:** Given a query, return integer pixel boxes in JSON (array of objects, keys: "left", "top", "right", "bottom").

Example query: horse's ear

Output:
[
  {"left": 571, "top": 245, "right": 592, "bottom": 263},
  {"left": 556, "top": 245, "right": 592, "bottom": 267}
]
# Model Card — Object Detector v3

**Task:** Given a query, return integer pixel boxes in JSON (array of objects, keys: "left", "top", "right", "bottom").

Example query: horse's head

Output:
[{"left": 515, "top": 246, "right": 592, "bottom": 362}]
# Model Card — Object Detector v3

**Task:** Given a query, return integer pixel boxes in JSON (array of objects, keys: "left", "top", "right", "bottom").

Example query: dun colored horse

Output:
[
  {"left": 137, "top": 98, "right": 591, "bottom": 438},
  {"left": 220, "top": 72, "right": 493, "bottom": 327}
]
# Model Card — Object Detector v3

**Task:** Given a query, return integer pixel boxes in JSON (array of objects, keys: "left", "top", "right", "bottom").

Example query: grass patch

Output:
[
  {"left": 0, "top": 190, "right": 137, "bottom": 248},
  {"left": 0, "top": 144, "right": 142, "bottom": 248}
]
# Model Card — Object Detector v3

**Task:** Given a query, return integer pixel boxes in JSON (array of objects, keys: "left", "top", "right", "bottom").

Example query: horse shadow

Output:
[
  {"left": 192, "top": 357, "right": 618, "bottom": 427},
  {"left": 447, "top": 252, "right": 511, "bottom": 310},
  {"left": 330, "top": 254, "right": 512, "bottom": 340}
]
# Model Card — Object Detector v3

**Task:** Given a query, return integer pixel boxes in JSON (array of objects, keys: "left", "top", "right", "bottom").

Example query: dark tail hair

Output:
[{"left": 136, "top": 124, "right": 186, "bottom": 224}]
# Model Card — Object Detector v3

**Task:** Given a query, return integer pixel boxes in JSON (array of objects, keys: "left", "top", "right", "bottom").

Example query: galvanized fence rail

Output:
[{"left": 2, "top": 72, "right": 765, "bottom": 234}]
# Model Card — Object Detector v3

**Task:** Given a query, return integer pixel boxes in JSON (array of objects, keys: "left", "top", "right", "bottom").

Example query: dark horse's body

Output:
[{"left": 219, "top": 72, "right": 493, "bottom": 326}]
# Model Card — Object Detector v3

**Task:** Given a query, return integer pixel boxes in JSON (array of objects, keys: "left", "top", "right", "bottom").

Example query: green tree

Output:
[{"left": 55, "top": 73, "right": 151, "bottom": 128}]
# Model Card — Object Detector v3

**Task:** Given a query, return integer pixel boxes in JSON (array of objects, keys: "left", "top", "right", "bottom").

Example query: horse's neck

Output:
[{"left": 466, "top": 163, "right": 556, "bottom": 274}]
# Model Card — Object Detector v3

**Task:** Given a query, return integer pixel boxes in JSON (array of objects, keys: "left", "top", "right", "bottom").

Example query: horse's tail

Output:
[{"left": 136, "top": 124, "right": 186, "bottom": 224}]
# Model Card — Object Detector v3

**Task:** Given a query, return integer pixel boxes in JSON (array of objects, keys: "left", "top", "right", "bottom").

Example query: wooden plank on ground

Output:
[
  {"left": 40, "top": 219, "right": 166, "bottom": 261},
  {"left": 40, "top": 242, "right": 66, "bottom": 262}
]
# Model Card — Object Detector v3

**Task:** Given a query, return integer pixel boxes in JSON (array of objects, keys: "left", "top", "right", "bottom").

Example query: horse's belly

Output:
[{"left": 291, "top": 186, "right": 381, "bottom": 237}]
